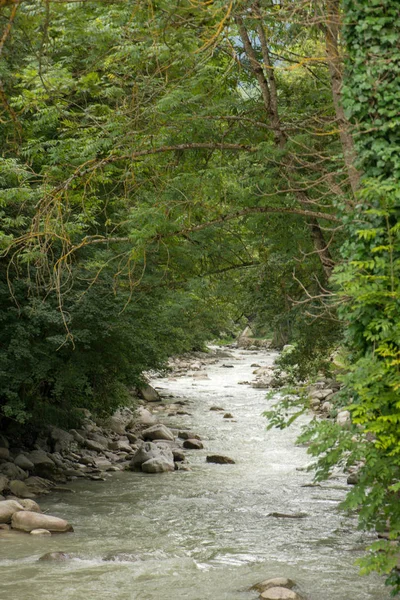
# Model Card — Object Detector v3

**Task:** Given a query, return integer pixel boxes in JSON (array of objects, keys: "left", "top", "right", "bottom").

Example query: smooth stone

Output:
[
  {"left": 11, "top": 511, "right": 73, "bottom": 533},
  {"left": 15, "top": 498, "right": 41, "bottom": 512},
  {"left": 0, "top": 474, "right": 9, "bottom": 494},
  {"left": 135, "top": 407, "right": 157, "bottom": 426},
  {"left": 260, "top": 587, "right": 302, "bottom": 600},
  {"left": 0, "top": 435, "right": 9, "bottom": 448},
  {"left": 183, "top": 439, "right": 203, "bottom": 450},
  {"left": 223, "top": 413, "right": 234, "bottom": 419},
  {"left": 0, "top": 500, "right": 24, "bottom": 524},
  {"left": 69, "top": 429, "right": 86, "bottom": 445},
  {"left": 0, "top": 462, "right": 27, "bottom": 481},
  {"left": 252, "top": 578, "right": 295, "bottom": 593},
  {"left": 178, "top": 431, "right": 201, "bottom": 440},
  {"left": 108, "top": 440, "right": 133, "bottom": 453},
  {"left": 206, "top": 454, "right": 235, "bottom": 464},
  {"left": 85, "top": 439, "right": 107, "bottom": 453},
  {"left": 336, "top": 410, "right": 351, "bottom": 426},
  {"left": 30, "top": 529, "right": 51, "bottom": 536},
  {"left": 209, "top": 406, "right": 224, "bottom": 411}
]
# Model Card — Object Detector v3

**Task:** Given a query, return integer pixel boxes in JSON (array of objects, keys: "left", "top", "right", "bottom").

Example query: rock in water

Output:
[
  {"left": 0, "top": 500, "right": 24, "bottom": 524},
  {"left": 206, "top": 455, "right": 235, "bottom": 464},
  {"left": 141, "top": 458, "right": 175, "bottom": 473},
  {"left": 260, "top": 588, "right": 302, "bottom": 600},
  {"left": 30, "top": 529, "right": 51, "bottom": 536},
  {"left": 252, "top": 578, "right": 295, "bottom": 593},
  {"left": 11, "top": 511, "right": 73, "bottom": 533},
  {"left": 183, "top": 439, "right": 204, "bottom": 450},
  {"left": 39, "top": 552, "right": 72, "bottom": 561}
]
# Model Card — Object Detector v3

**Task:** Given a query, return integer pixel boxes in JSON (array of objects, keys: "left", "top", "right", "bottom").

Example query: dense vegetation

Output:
[{"left": 0, "top": 0, "right": 399, "bottom": 591}]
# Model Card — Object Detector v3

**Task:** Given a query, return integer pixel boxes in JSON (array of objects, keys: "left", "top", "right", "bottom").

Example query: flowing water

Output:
[{"left": 0, "top": 348, "right": 389, "bottom": 600}]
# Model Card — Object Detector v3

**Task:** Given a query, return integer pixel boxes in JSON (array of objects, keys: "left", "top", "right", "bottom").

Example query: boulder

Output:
[
  {"left": 206, "top": 455, "right": 235, "bottom": 464},
  {"left": 108, "top": 440, "right": 133, "bottom": 453},
  {"left": 260, "top": 588, "right": 302, "bottom": 600},
  {"left": 0, "top": 474, "right": 9, "bottom": 494},
  {"left": 209, "top": 406, "right": 224, "bottom": 411},
  {"left": 85, "top": 439, "right": 107, "bottom": 453},
  {"left": 0, "top": 499, "right": 24, "bottom": 523},
  {"left": 142, "top": 424, "right": 174, "bottom": 442},
  {"left": 172, "top": 448, "right": 185, "bottom": 462},
  {"left": 27, "top": 451, "right": 57, "bottom": 478},
  {"left": 183, "top": 439, "right": 203, "bottom": 450},
  {"left": 49, "top": 427, "right": 75, "bottom": 453},
  {"left": 30, "top": 529, "right": 51, "bottom": 536},
  {"left": 0, "top": 447, "right": 10, "bottom": 460},
  {"left": 14, "top": 455, "right": 34, "bottom": 471},
  {"left": 141, "top": 457, "right": 175, "bottom": 473},
  {"left": 135, "top": 407, "right": 157, "bottom": 427},
  {"left": 16, "top": 498, "right": 41, "bottom": 512},
  {"left": 138, "top": 384, "right": 160, "bottom": 402},
  {"left": 0, "top": 462, "right": 27, "bottom": 481},
  {"left": 126, "top": 433, "right": 138, "bottom": 444},
  {"left": 129, "top": 442, "right": 174, "bottom": 472},
  {"left": 11, "top": 511, "right": 73, "bottom": 533},
  {"left": 223, "top": 413, "right": 234, "bottom": 419},
  {"left": 252, "top": 578, "right": 295, "bottom": 593},
  {"left": 9, "top": 480, "right": 36, "bottom": 499}
]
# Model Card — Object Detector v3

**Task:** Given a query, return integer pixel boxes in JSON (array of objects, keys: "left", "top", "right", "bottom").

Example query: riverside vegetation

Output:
[{"left": 0, "top": 0, "right": 400, "bottom": 595}]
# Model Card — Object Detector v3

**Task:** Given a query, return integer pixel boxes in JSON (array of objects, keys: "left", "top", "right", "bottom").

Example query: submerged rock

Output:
[
  {"left": 267, "top": 512, "right": 308, "bottom": 519},
  {"left": 260, "top": 588, "right": 302, "bottom": 600},
  {"left": 39, "top": 552, "right": 73, "bottom": 561},
  {"left": 206, "top": 455, "right": 235, "bottom": 464},
  {"left": 252, "top": 577, "right": 295, "bottom": 593}
]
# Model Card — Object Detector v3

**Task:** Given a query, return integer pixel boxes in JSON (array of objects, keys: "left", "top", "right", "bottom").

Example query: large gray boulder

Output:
[
  {"left": 138, "top": 384, "right": 160, "bottom": 402},
  {"left": 9, "top": 480, "right": 36, "bottom": 499},
  {"left": 183, "top": 439, "right": 203, "bottom": 450},
  {"left": 85, "top": 439, "right": 107, "bottom": 453},
  {"left": 49, "top": 427, "right": 75, "bottom": 453},
  {"left": 11, "top": 511, "right": 73, "bottom": 533},
  {"left": 0, "top": 499, "right": 24, "bottom": 524},
  {"left": 142, "top": 424, "right": 174, "bottom": 442},
  {"left": 129, "top": 442, "right": 174, "bottom": 473},
  {"left": 0, "top": 447, "right": 10, "bottom": 460},
  {"left": 252, "top": 578, "right": 295, "bottom": 593},
  {"left": 135, "top": 407, "right": 157, "bottom": 427},
  {"left": 0, "top": 462, "right": 27, "bottom": 481}
]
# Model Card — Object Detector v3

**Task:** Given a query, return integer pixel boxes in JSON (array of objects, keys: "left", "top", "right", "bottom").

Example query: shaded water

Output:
[{"left": 0, "top": 348, "right": 389, "bottom": 599}]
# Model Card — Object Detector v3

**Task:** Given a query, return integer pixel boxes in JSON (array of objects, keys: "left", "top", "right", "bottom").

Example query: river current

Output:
[{"left": 0, "top": 348, "right": 389, "bottom": 599}]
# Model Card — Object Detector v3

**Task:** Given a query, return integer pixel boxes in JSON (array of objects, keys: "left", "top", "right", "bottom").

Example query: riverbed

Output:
[{"left": 0, "top": 347, "right": 389, "bottom": 599}]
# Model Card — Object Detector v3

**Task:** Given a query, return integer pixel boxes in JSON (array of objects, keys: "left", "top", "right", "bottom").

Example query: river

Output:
[{"left": 0, "top": 347, "right": 389, "bottom": 599}]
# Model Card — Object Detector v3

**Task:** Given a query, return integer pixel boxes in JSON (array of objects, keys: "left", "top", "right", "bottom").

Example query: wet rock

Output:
[
  {"left": 172, "top": 448, "right": 185, "bottom": 462},
  {"left": 14, "top": 455, "right": 34, "bottom": 471},
  {"left": 12, "top": 511, "right": 73, "bottom": 533},
  {"left": 222, "top": 364, "right": 234, "bottom": 368},
  {"left": 223, "top": 413, "right": 234, "bottom": 419},
  {"left": 206, "top": 455, "right": 235, "bottom": 464},
  {"left": 139, "top": 383, "right": 160, "bottom": 402},
  {"left": 0, "top": 447, "right": 10, "bottom": 460},
  {"left": 183, "top": 439, "right": 203, "bottom": 450},
  {"left": 135, "top": 407, "right": 157, "bottom": 427},
  {"left": 252, "top": 578, "right": 295, "bottom": 593},
  {"left": 192, "top": 373, "right": 209, "bottom": 380},
  {"left": 39, "top": 552, "right": 73, "bottom": 561},
  {"left": 126, "top": 433, "right": 138, "bottom": 444},
  {"left": 8, "top": 480, "right": 36, "bottom": 499},
  {"left": 15, "top": 498, "right": 41, "bottom": 512},
  {"left": 209, "top": 406, "right": 224, "bottom": 411},
  {"left": 0, "top": 462, "right": 27, "bottom": 481},
  {"left": 30, "top": 529, "right": 51, "bottom": 536},
  {"left": 260, "top": 588, "right": 302, "bottom": 600},
  {"left": 0, "top": 499, "right": 24, "bottom": 523},
  {"left": 347, "top": 471, "right": 359, "bottom": 485},
  {"left": 267, "top": 512, "right": 308, "bottom": 519},
  {"left": 0, "top": 523, "right": 10, "bottom": 530},
  {"left": 142, "top": 424, "right": 174, "bottom": 442}
]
